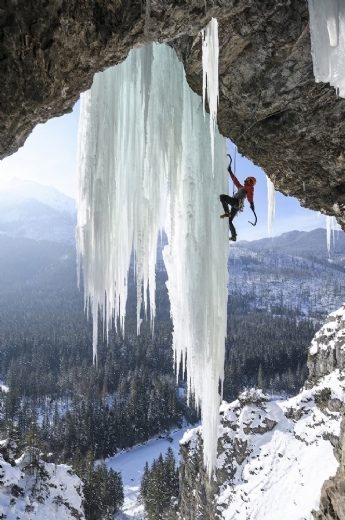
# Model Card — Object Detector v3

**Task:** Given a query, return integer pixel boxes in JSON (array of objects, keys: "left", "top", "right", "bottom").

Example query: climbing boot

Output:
[
  {"left": 229, "top": 236, "right": 237, "bottom": 242},
  {"left": 220, "top": 212, "right": 230, "bottom": 219}
]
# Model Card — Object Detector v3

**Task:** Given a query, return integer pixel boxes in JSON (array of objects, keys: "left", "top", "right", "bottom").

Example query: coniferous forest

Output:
[{"left": 0, "top": 231, "right": 337, "bottom": 517}]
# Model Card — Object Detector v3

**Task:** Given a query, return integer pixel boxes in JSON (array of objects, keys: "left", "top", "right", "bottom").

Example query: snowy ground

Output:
[
  {"left": 107, "top": 427, "right": 191, "bottom": 519},
  {"left": 0, "top": 382, "right": 9, "bottom": 393},
  {"left": 229, "top": 246, "right": 345, "bottom": 317},
  {"left": 182, "top": 370, "right": 343, "bottom": 520},
  {"left": 0, "top": 450, "right": 84, "bottom": 520}
]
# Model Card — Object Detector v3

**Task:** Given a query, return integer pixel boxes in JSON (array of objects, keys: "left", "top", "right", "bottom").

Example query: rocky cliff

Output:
[
  {"left": 1, "top": 1, "right": 345, "bottom": 230},
  {"left": 308, "top": 306, "right": 345, "bottom": 520},
  {"left": 178, "top": 305, "right": 345, "bottom": 520},
  {"left": 0, "top": 443, "right": 84, "bottom": 519}
]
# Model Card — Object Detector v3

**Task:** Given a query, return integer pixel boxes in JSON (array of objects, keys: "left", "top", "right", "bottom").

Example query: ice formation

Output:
[
  {"left": 267, "top": 176, "right": 276, "bottom": 236},
  {"left": 308, "top": 0, "right": 345, "bottom": 97},
  {"left": 202, "top": 18, "right": 219, "bottom": 173},
  {"left": 326, "top": 215, "right": 338, "bottom": 254},
  {"left": 76, "top": 43, "right": 228, "bottom": 473},
  {"left": 76, "top": 44, "right": 165, "bottom": 365}
]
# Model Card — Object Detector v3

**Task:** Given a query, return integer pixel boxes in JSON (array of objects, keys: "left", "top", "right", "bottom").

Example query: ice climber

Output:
[{"left": 220, "top": 157, "right": 256, "bottom": 241}]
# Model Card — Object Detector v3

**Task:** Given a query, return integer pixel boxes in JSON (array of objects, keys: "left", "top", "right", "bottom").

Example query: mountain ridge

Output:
[
  {"left": 0, "top": 178, "right": 76, "bottom": 244},
  {"left": 236, "top": 228, "right": 345, "bottom": 265}
]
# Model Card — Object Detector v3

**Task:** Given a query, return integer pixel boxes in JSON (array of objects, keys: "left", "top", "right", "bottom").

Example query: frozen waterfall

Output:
[
  {"left": 202, "top": 18, "right": 219, "bottom": 173},
  {"left": 76, "top": 43, "right": 229, "bottom": 473},
  {"left": 308, "top": 0, "right": 345, "bottom": 97}
]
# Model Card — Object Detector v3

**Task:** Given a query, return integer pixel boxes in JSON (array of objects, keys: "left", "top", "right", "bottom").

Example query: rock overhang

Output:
[{"left": 1, "top": 1, "right": 345, "bottom": 229}]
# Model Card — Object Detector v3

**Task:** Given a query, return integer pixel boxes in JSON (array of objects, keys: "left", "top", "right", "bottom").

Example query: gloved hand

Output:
[{"left": 250, "top": 202, "right": 255, "bottom": 211}]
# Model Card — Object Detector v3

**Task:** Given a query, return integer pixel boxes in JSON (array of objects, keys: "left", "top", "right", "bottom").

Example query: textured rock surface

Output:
[
  {"left": 308, "top": 307, "right": 345, "bottom": 520},
  {"left": 312, "top": 413, "right": 345, "bottom": 520},
  {"left": 179, "top": 383, "right": 342, "bottom": 520},
  {"left": 1, "top": 1, "right": 345, "bottom": 230},
  {"left": 172, "top": 1, "right": 345, "bottom": 229},
  {"left": 308, "top": 305, "right": 345, "bottom": 382},
  {"left": 0, "top": 0, "right": 222, "bottom": 159},
  {"left": 178, "top": 311, "right": 345, "bottom": 520}
]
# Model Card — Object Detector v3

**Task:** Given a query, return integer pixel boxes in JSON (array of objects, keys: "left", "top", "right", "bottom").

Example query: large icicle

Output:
[
  {"left": 202, "top": 18, "right": 219, "bottom": 173},
  {"left": 326, "top": 215, "right": 332, "bottom": 254},
  {"left": 267, "top": 176, "right": 276, "bottom": 237},
  {"left": 77, "top": 43, "right": 228, "bottom": 473},
  {"left": 326, "top": 215, "right": 338, "bottom": 254},
  {"left": 162, "top": 59, "right": 228, "bottom": 475},
  {"left": 308, "top": 0, "right": 345, "bottom": 97},
  {"left": 76, "top": 45, "right": 165, "bottom": 364}
]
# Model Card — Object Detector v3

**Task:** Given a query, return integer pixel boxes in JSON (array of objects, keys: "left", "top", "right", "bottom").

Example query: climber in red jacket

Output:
[{"left": 220, "top": 160, "right": 256, "bottom": 241}]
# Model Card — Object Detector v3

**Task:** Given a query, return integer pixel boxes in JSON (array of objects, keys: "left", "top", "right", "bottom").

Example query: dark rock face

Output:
[
  {"left": 307, "top": 307, "right": 345, "bottom": 520},
  {"left": 1, "top": 1, "right": 345, "bottom": 230},
  {"left": 172, "top": 1, "right": 345, "bottom": 229},
  {"left": 308, "top": 308, "right": 345, "bottom": 382},
  {"left": 178, "top": 393, "right": 280, "bottom": 520},
  {"left": 179, "top": 435, "right": 221, "bottom": 520},
  {"left": 312, "top": 414, "right": 345, "bottom": 520},
  {"left": 0, "top": 0, "right": 219, "bottom": 159}
]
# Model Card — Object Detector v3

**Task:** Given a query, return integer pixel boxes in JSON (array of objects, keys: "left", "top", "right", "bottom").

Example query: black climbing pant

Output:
[{"left": 220, "top": 194, "right": 239, "bottom": 238}]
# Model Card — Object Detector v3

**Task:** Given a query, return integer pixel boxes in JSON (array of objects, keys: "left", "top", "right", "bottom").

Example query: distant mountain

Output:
[
  {"left": 0, "top": 178, "right": 76, "bottom": 244},
  {"left": 236, "top": 228, "right": 345, "bottom": 265},
  {"left": 0, "top": 178, "right": 76, "bottom": 214},
  {"left": 228, "top": 242, "right": 345, "bottom": 318}
]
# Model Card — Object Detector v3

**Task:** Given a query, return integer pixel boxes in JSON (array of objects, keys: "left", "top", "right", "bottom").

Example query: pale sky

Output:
[
  {"left": 0, "top": 99, "right": 337, "bottom": 241},
  {"left": 0, "top": 102, "right": 80, "bottom": 199}
]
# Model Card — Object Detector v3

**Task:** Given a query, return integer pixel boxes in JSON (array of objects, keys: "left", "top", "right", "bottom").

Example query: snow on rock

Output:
[
  {"left": 179, "top": 303, "right": 345, "bottom": 520},
  {"left": 180, "top": 373, "right": 342, "bottom": 520},
  {"left": 0, "top": 449, "right": 84, "bottom": 520},
  {"left": 0, "top": 383, "right": 9, "bottom": 394},
  {"left": 308, "top": 304, "right": 345, "bottom": 380}
]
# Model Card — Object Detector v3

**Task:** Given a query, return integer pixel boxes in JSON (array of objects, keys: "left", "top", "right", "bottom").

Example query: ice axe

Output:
[{"left": 248, "top": 208, "right": 257, "bottom": 226}]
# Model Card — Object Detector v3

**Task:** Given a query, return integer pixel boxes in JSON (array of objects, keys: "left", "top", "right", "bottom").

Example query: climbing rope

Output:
[{"left": 233, "top": 146, "right": 237, "bottom": 196}]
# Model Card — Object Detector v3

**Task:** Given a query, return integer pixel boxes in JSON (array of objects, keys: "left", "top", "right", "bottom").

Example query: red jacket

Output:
[{"left": 230, "top": 172, "right": 254, "bottom": 204}]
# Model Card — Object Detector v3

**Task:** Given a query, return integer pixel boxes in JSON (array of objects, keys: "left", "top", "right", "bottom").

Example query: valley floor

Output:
[{"left": 107, "top": 426, "right": 190, "bottom": 518}]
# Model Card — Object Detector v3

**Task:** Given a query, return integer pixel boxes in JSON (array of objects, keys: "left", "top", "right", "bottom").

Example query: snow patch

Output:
[{"left": 107, "top": 427, "right": 189, "bottom": 518}]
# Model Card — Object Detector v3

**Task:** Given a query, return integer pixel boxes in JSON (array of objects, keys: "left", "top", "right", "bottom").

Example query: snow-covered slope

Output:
[
  {"left": 228, "top": 244, "right": 345, "bottom": 318},
  {"left": 179, "top": 306, "right": 345, "bottom": 520},
  {"left": 107, "top": 427, "right": 188, "bottom": 519},
  {"left": 0, "top": 178, "right": 76, "bottom": 244},
  {"left": 0, "top": 448, "right": 84, "bottom": 519},
  {"left": 0, "top": 178, "right": 75, "bottom": 215}
]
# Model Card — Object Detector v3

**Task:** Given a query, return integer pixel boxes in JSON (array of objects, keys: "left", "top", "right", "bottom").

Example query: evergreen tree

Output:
[
  {"left": 140, "top": 448, "right": 179, "bottom": 519},
  {"left": 72, "top": 450, "right": 124, "bottom": 520}
]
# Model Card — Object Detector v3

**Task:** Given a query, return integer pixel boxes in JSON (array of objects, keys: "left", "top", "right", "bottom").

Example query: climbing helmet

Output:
[{"left": 246, "top": 176, "right": 257, "bottom": 186}]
